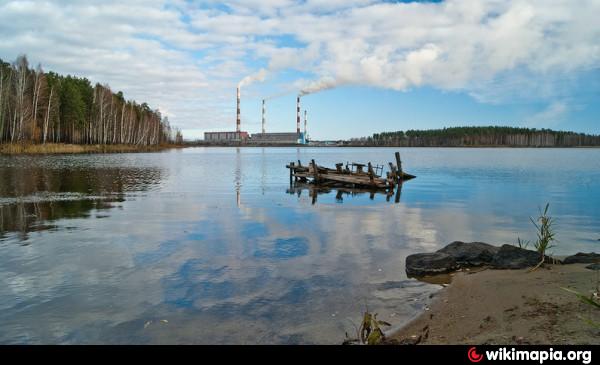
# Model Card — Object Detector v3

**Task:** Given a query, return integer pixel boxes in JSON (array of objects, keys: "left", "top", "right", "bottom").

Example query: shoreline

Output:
[
  {"left": 186, "top": 143, "right": 600, "bottom": 148},
  {"left": 390, "top": 264, "right": 599, "bottom": 345},
  {"left": 0, "top": 143, "right": 184, "bottom": 155}
]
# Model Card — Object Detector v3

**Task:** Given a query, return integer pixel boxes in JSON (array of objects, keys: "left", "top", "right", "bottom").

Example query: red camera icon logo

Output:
[{"left": 468, "top": 347, "right": 483, "bottom": 363}]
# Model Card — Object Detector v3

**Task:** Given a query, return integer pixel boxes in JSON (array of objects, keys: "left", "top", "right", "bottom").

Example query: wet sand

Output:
[{"left": 391, "top": 264, "right": 599, "bottom": 345}]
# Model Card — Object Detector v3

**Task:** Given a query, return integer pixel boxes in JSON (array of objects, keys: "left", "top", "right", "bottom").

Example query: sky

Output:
[{"left": 0, "top": 0, "right": 599, "bottom": 140}]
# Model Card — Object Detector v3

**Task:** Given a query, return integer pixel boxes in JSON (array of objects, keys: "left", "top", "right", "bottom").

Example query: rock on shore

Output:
[
  {"left": 563, "top": 252, "right": 600, "bottom": 264},
  {"left": 406, "top": 241, "right": 543, "bottom": 277},
  {"left": 405, "top": 252, "right": 458, "bottom": 277},
  {"left": 490, "top": 244, "right": 541, "bottom": 269},
  {"left": 437, "top": 241, "right": 499, "bottom": 267},
  {"left": 406, "top": 241, "right": 600, "bottom": 277}
]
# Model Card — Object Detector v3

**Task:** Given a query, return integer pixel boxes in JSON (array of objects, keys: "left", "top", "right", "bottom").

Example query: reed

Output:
[
  {"left": 0, "top": 143, "right": 179, "bottom": 155},
  {"left": 528, "top": 203, "right": 556, "bottom": 272}
]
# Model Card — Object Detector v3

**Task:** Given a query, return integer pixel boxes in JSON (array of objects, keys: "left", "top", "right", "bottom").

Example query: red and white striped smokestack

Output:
[
  {"left": 236, "top": 87, "right": 241, "bottom": 132},
  {"left": 296, "top": 96, "right": 301, "bottom": 134}
]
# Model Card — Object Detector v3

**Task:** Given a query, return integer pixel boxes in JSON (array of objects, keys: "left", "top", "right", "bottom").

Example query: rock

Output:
[
  {"left": 585, "top": 263, "right": 600, "bottom": 271},
  {"left": 491, "top": 244, "right": 541, "bottom": 269},
  {"left": 437, "top": 241, "right": 500, "bottom": 267},
  {"left": 563, "top": 252, "right": 600, "bottom": 264},
  {"left": 405, "top": 252, "right": 459, "bottom": 277}
]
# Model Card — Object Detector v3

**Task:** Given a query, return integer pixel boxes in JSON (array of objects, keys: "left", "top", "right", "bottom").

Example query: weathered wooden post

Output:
[
  {"left": 367, "top": 162, "right": 375, "bottom": 185},
  {"left": 289, "top": 162, "right": 295, "bottom": 184},
  {"left": 395, "top": 152, "right": 403, "bottom": 182},
  {"left": 388, "top": 162, "right": 397, "bottom": 188},
  {"left": 311, "top": 159, "right": 319, "bottom": 183}
]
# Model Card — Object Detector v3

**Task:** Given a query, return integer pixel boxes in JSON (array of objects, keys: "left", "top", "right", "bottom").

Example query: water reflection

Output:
[
  {"left": 0, "top": 148, "right": 599, "bottom": 344},
  {"left": 287, "top": 181, "right": 403, "bottom": 204},
  {"left": 0, "top": 198, "right": 116, "bottom": 242},
  {"left": 235, "top": 148, "right": 242, "bottom": 207},
  {"left": 0, "top": 161, "right": 163, "bottom": 241}
]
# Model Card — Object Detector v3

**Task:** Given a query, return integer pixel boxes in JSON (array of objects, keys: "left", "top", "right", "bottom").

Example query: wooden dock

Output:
[{"left": 286, "top": 152, "right": 415, "bottom": 191}]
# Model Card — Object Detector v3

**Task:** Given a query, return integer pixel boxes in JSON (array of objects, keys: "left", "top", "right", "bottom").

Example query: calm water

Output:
[{"left": 0, "top": 147, "right": 599, "bottom": 344}]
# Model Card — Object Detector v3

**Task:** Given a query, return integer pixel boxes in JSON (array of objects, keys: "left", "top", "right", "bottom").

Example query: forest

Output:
[
  {"left": 349, "top": 126, "right": 600, "bottom": 147},
  {"left": 0, "top": 55, "right": 182, "bottom": 146}
]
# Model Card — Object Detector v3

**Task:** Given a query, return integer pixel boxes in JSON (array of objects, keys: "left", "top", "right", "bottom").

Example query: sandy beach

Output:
[{"left": 391, "top": 264, "right": 599, "bottom": 345}]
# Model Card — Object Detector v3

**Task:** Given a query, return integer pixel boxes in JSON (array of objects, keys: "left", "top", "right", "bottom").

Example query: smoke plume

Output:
[
  {"left": 263, "top": 90, "right": 293, "bottom": 101},
  {"left": 238, "top": 68, "right": 267, "bottom": 89},
  {"left": 298, "top": 76, "right": 338, "bottom": 96}
]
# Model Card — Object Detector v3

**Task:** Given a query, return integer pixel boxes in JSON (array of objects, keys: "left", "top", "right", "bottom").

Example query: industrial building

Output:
[
  {"left": 251, "top": 95, "right": 308, "bottom": 144},
  {"left": 251, "top": 132, "right": 305, "bottom": 144},
  {"left": 204, "top": 131, "right": 249, "bottom": 142},
  {"left": 203, "top": 86, "right": 309, "bottom": 144}
]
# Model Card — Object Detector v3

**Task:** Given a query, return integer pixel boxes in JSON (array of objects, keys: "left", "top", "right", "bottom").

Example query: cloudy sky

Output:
[{"left": 1, "top": 0, "right": 599, "bottom": 140}]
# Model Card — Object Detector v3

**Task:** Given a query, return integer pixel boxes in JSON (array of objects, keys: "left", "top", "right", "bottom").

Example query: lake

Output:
[{"left": 0, "top": 147, "right": 599, "bottom": 344}]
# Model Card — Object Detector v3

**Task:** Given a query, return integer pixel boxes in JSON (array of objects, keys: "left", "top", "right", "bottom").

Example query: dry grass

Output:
[{"left": 0, "top": 143, "right": 181, "bottom": 155}]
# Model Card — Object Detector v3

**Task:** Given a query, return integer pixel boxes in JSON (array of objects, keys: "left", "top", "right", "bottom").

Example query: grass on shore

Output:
[{"left": 0, "top": 143, "right": 181, "bottom": 155}]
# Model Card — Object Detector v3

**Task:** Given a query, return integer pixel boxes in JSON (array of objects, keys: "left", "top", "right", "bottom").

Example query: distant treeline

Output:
[
  {"left": 0, "top": 55, "right": 182, "bottom": 145},
  {"left": 349, "top": 126, "right": 600, "bottom": 147}
]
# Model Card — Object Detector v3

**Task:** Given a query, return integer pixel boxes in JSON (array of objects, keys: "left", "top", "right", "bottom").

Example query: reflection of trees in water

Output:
[
  {"left": 0, "top": 167, "right": 163, "bottom": 197},
  {"left": 0, "top": 167, "right": 163, "bottom": 240},
  {"left": 0, "top": 199, "right": 117, "bottom": 241}
]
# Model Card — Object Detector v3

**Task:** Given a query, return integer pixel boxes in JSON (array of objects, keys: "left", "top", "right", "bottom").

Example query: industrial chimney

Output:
[
  {"left": 296, "top": 96, "right": 301, "bottom": 134},
  {"left": 236, "top": 87, "right": 241, "bottom": 133},
  {"left": 262, "top": 99, "right": 266, "bottom": 134}
]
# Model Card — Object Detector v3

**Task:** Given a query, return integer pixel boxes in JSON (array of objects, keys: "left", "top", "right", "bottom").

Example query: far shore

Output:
[
  {"left": 4, "top": 142, "right": 599, "bottom": 154},
  {"left": 0, "top": 143, "right": 184, "bottom": 155},
  {"left": 390, "top": 264, "right": 599, "bottom": 345},
  {"left": 186, "top": 142, "right": 600, "bottom": 148}
]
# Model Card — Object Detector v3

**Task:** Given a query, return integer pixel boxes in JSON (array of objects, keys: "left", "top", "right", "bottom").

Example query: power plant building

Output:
[
  {"left": 204, "top": 131, "right": 249, "bottom": 142},
  {"left": 251, "top": 132, "right": 305, "bottom": 144},
  {"left": 203, "top": 87, "right": 308, "bottom": 144}
]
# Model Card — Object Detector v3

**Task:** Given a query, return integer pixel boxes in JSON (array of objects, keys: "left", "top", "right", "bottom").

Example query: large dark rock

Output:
[
  {"left": 405, "top": 252, "right": 458, "bottom": 277},
  {"left": 437, "top": 241, "right": 500, "bottom": 267},
  {"left": 563, "top": 252, "right": 600, "bottom": 264},
  {"left": 491, "top": 244, "right": 541, "bottom": 269},
  {"left": 585, "top": 263, "right": 600, "bottom": 271}
]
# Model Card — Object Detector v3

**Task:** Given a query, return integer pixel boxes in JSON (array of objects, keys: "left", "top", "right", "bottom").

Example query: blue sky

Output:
[{"left": 1, "top": 0, "right": 598, "bottom": 140}]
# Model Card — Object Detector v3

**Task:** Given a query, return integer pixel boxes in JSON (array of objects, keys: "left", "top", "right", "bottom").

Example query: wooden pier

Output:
[{"left": 286, "top": 152, "right": 415, "bottom": 191}]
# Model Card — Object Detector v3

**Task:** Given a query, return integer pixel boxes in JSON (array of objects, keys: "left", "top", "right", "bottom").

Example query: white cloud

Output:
[
  {"left": 525, "top": 101, "right": 569, "bottom": 128},
  {"left": 1, "top": 0, "right": 598, "bottom": 137}
]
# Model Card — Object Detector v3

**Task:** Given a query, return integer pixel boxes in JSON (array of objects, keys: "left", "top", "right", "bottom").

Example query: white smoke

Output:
[
  {"left": 298, "top": 76, "right": 338, "bottom": 96},
  {"left": 238, "top": 68, "right": 267, "bottom": 89},
  {"left": 263, "top": 90, "right": 294, "bottom": 101}
]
